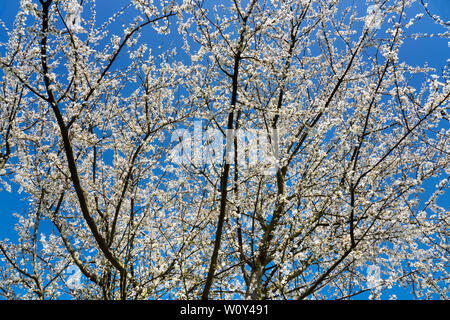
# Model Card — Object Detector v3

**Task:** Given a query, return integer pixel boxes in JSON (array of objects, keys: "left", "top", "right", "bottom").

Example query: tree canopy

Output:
[{"left": 0, "top": 0, "right": 448, "bottom": 300}]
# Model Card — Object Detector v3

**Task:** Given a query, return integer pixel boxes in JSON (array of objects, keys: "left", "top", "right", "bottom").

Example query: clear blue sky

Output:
[{"left": 0, "top": 0, "right": 448, "bottom": 299}]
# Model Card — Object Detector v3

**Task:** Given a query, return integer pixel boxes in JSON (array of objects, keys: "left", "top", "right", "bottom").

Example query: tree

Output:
[{"left": 0, "top": 0, "right": 448, "bottom": 300}]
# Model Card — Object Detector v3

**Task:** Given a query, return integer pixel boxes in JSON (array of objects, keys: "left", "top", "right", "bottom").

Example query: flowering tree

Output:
[{"left": 0, "top": 0, "right": 448, "bottom": 300}]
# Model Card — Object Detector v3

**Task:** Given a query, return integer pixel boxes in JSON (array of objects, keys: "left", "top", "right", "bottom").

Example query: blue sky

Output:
[{"left": 0, "top": 0, "right": 449, "bottom": 299}]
